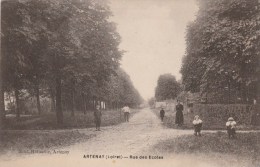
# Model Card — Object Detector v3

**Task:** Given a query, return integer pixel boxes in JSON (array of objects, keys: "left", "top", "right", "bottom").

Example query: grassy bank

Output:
[
  {"left": 152, "top": 108, "right": 260, "bottom": 130},
  {"left": 153, "top": 132, "right": 260, "bottom": 164},
  {"left": 0, "top": 109, "right": 140, "bottom": 154},
  {"left": 0, "top": 130, "right": 95, "bottom": 155},
  {"left": 3, "top": 109, "right": 140, "bottom": 130}
]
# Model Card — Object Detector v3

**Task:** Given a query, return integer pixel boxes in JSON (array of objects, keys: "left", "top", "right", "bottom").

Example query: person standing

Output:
[
  {"left": 226, "top": 117, "right": 237, "bottom": 139},
  {"left": 193, "top": 115, "right": 203, "bottom": 136},
  {"left": 175, "top": 100, "right": 184, "bottom": 126},
  {"left": 160, "top": 108, "right": 165, "bottom": 122},
  {"left": 94, "top": 104, "right": 102, "bottom": 131},
  {"left": 122, "top": 105, "right": 130, "bottom": 122}
]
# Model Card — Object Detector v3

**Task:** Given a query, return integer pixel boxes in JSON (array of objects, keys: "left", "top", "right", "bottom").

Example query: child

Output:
[
  {"left": 193, "top": 115, "right": 203, "bottom": 136},
  {"left": 226, "top": 117, "right": 236, "bottom": 139}
]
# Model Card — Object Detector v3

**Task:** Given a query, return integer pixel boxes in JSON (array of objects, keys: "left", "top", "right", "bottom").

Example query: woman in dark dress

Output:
[
  {"left": 175, "top": 100, "right": 184, "bottom": 126},
  {"left": 160, "top": 108, "right": 165, "bottom": 122}
]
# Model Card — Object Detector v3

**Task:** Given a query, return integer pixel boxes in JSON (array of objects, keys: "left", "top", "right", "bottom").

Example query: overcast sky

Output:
[{"left": 109, "top": 0, "right": 198, "bottom": 100}]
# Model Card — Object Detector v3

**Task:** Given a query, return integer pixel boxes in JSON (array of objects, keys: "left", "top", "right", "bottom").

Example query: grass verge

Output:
[
  {"left": 3, "top": 109, "right": 140, "bottom": 130},
  {"left": 153, "top": 132, "right": 260, "bottom": 164},
  {"left": 0, "top": 109, "right": 140, "bottom": 154},
  {"left": 0, "top": 130, "right": 95, "bottom": 155}
]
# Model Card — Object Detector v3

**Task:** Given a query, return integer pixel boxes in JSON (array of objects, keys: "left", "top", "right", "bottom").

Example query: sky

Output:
[{"left": 109, "top": 0, "right": 198, "bottom": 100}]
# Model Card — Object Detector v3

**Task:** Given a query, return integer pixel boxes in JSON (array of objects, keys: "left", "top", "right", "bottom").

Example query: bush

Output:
[{"left": 192, "top": 104, "right": 260, "bottom": 126}]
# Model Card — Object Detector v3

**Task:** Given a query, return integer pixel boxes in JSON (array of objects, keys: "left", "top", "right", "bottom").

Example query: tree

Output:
[
  {"left": 42, "top": 0, "right": 122, "bottom": 123},
  {"left": 148, "top": 97, "right": 156, "bottom": 107},
  {"left": 106, "top": 68, "right": 143, "bottom": 108},
  {"left": 181, "top": 0, "right": 259, "bottom": 104},
  {"left": 155, "top": 74, "right": 181, "bottom": 101},
  {"left": 0, "top": 33, "right": 4, "bottom": 128},
  {"left": 1, "top": 0, "right": 123, "bottom": 125},
  {"left": 1, "top": 0, "right": 142, "bottom": 128},
  {"left": 1, "top": 0, "right": 39, "bottom": 120}
]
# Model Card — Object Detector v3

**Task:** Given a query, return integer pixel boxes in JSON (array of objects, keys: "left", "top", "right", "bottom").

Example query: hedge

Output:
[{"left": 191, "top": 104, "right": 260, "bottom": 126}]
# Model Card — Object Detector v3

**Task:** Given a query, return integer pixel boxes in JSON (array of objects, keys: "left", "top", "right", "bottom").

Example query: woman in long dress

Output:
[{"left": 175, "top": 100, "right": 184, "bottom": 126}]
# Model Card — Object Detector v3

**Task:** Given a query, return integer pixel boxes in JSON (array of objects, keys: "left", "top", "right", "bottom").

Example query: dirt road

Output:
[
  {"left": 0, "top": 108, "right": 256, "bottom": 167},
  {"left": 66, "top": 107, "right": 190, "bottom": 154}
]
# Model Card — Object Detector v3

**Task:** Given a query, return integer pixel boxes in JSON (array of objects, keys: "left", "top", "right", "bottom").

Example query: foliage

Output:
[
  {"left": 155, "top": 74, "right": 181, "bottom": 101},
  {"left": 1, "top": 0, "right": 141, "bottom": 125},
  {"left": 148, "top": 97, "right": 156, "bottom": 107},
  {"left": 192, "top": 104, "right": 259, "bottom": 126},
  {"left": 106, "top": 68, "right": 143, "bottom": 107},
  {"left": 181, "top": 0, "right": 259, "bottom": 104}
]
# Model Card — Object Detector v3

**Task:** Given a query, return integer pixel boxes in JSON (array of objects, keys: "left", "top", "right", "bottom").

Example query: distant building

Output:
[
  {"left": 4, "top": 92, "right": 15, "bottom": 111},
  {"left": 155, "top": 102, "right": 167, "bottom": 108},
  {"left": 155, "top": 99, "right": 176, "bottom": 111}
]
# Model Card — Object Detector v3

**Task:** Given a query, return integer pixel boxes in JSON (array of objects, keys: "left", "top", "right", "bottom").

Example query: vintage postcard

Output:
[{"left": 0, "top": 0, "right": 259, "bottom": 167}]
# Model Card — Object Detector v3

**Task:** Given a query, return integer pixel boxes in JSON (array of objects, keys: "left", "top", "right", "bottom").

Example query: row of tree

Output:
[
  {"left": 0, "top": 0, "right": 142, "bottom": 128},
  {"left": 181, "top": 0, "right": 259, "bottom": 104}
]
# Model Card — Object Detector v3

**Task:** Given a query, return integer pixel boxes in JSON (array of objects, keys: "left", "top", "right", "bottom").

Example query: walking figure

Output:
[
  {"left": 122, "top": 105, "right": 130, "bottom": 122},
  {"left": 193, "top": 115, "right": 203, "bottom": 136},
  {"left": 94, "top": 104, "right": 102, "bottom": 131},
  {"left": 160, "top": 107, "right": 165, "bottom": 122},
  {"left": 226, "top": 117, "right": 236, "bottom": 139},
  {"left": 175, "top": 100, "right": 184, "bottom": 126}
]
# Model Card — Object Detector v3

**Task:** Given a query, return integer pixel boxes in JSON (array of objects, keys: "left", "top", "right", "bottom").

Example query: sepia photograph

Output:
[{"left": 0, "top": 0, "right": 259, "bottom": 166}]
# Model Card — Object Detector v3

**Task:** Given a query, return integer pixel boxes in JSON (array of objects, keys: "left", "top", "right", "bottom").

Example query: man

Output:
[
  {"left": 122, "top": 105, "right": 130, "bottom": 122},
  {"left": 175, "top": 100, "right": 184, "bottom": 126},
  {"left": 94, "top": 104, "right": 102, "bottom": 131},
  {"left": 160, "top": 107, "right": 165, "bottom": 122}
]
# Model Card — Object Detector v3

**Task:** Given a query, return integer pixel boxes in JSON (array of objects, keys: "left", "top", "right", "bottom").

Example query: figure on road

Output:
[
  {"left": 160, "top": 107, "right": 165, "bottom": 122},
  {"left": 193, "top": 115, "right": 203, "bottom": 136},
  {"left": 175, "top": 100, "right": 184, "bottom": 126},
  {"left": 94, "top": 104, "right": 102, "bottom": 131},
  {"left": 122, "top": 105, "right": 130, "bottom": 122}
]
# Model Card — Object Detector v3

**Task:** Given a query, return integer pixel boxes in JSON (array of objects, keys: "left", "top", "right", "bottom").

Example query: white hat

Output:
[
  {"left": 228, "top": 117, "right": 234, "bottom": 121},
  {"left": 194, "top": 115, "right": 200, "bottom": 119}
]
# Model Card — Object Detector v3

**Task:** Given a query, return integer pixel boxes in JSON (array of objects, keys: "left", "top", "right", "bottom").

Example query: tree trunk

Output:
[
  {"left": 107, "top": 101, "right": 110, "bottom": 110},
  {"left": 92, "top": 98, "right": 95, "bottom": 110},
  {"left": 71, "top": 89, "right": 75, "bottom": 117},
  {"left": 242, "top": 83, "right": 247, "bottom": 104},
  {"left": 82, "top": 94, "right": 87, "bottom": 115},
  {"left": 0, "top": 40, "right": 5, "bottom": 128},
  {"left": 50, "top": 91, "right": 56, "bottom": 112},
  {"left": 35, "top": 84, "right": 41, "bottom": 115},
  {"left": 0, "top": 85, "right": 5, "bottom": 129},
  {"left": 258, "top": 76, "right": 260, "bottom": 105},
  {"left": 55, "top": 77, "right": 63, "bottom": 125},
  {"left": 14, "top": 89, "right": 20, "bottom": 120}
]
